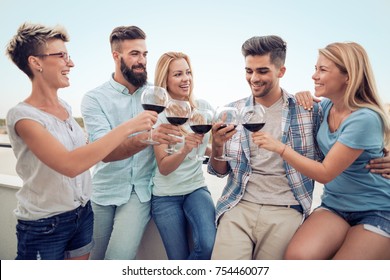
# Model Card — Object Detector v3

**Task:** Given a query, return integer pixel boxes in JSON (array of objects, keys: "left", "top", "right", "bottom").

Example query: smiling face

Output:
[
  {"left": 312, "top": 54, "right": 349, "bottom": 100},
  {"left": 166, "top": 58, "right": 192, "bottom": 100},
  {"left": 116, "top": 39, "right": 148, "bottom": 88},
  {"left": 245, "top": 54, "right": 286, "bottom": 104},
  {"left": 34, "top": 39, "right": 74, "bottom": 89}
]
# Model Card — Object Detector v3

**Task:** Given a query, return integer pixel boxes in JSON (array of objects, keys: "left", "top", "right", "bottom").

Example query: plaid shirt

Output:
[{"left": 208, "top": 90, "right": 324, "bottom": 223}]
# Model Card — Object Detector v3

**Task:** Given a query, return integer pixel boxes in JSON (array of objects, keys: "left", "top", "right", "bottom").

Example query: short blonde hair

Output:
[
  {"left": 320, "top": 42, "right": 390, "bottom": 145},
  {"left": 6, "top": 22, "right": 69, "bottom": 79}
]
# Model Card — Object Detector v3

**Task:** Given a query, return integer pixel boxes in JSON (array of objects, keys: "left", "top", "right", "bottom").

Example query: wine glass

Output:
[
  {"left": 164, "top": 99, "right": 191, "bottom": 154},
  {"left": 140, "top": 86, "right": 169, "bottom": 145},
  {"left": 213, "top": 106, "right": 239, "bottom": 161},
  {"left": 240, "top": 104, "right": 266, "bottom": 155},
  {"left": 189, "top": 108, "right": 214, "bottom": 161}
]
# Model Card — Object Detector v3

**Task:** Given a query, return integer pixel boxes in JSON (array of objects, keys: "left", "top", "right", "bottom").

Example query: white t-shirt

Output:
[
  {"left": 243, "top": 96, "right": 298, "bottom": 206},
  {"left": 152, "top": 99, "right": 214, "bottom": 196},
  {"left": 6, "top": 100, "right": 92, "bottom": 221}
]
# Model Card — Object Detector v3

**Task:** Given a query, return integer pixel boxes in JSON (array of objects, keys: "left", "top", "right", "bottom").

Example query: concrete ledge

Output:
[
  {"left": 0, "top": 171, "right": 322, "bottom": 260},
  {"left": 0, "top": 179, "right": 169, "bottom": 260},
  {"left": 0, "top": 164, "right": 224, "bottom": 260},
  {"left": 0, "top": 174, "right": 22, "bottom": 190}
]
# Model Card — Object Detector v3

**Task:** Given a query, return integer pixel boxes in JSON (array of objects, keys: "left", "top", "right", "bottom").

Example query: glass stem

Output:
[
  {"left": 221, "top": 143, "right": 226, "bottom": 157},
  {"left": 196, "top": 143, "right": 200, "bottom": 159}
]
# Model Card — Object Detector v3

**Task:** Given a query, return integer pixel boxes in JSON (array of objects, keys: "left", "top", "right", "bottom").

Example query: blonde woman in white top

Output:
[{"left": 151, "top": 52, "right": 216, "bottom": 259}]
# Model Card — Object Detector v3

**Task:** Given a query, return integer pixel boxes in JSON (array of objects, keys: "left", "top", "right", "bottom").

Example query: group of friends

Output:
[{"left": 5, "top": 23, "right": 390, "bottom": 260}]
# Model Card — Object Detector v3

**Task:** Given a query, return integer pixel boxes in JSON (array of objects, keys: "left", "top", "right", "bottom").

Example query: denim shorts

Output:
[
  {"left": 16, "top": 201, "right": 94, "bottom": 260},
  {"left": 318, "top": 203, "right": 390, "bottom": 238}
]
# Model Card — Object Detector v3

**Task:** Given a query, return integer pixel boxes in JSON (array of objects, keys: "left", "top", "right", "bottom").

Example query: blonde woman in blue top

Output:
[
  {"left": 256, "top": 42, "right": 390, "bottom": 259},
  {"left": 151, "top": 52, "right": 216, "bottom": 259}
]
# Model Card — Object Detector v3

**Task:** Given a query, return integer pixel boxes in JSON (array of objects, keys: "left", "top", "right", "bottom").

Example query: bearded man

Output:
[{"left": 81, "top": 26, "right": 181, "bottom": 260}]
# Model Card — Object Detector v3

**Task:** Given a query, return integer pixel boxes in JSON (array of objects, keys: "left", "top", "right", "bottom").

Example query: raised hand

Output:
[
  {"left": 252, "top": 131, "right": 285, "bottom": 155},
  {"left": 211, "top": 122, "right": 237, "bottom": 148},
  {"left": 152, "top": 123, "right": 183, "bottom": 145},
  {"left": 182, "top": 133, "right": 204, "bottom": 154},
  {"left": 128, "top": 110, "right": 158, "bottom": 133},
  {"left": 295, "top": 91, "right": 321, "bottom": 111}
]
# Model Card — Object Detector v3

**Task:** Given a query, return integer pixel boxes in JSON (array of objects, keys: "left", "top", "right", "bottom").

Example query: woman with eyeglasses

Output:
[{"left": 5, "top": 22, "right": 158, "bottom": 260}]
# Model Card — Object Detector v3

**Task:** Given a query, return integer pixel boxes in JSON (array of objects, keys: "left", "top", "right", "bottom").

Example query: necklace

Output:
[{"left": 330, "top": 106, "right": 352, "bottom": 132}]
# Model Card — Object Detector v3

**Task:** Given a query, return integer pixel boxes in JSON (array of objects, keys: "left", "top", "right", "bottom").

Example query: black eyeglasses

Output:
[{"left": 34, "top": 52, "right": 71, "bottom": 63}]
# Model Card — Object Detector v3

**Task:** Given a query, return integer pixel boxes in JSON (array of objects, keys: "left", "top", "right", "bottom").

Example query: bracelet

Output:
[{"left": 280, "top": 144, "right": 287, "bottom": 157}]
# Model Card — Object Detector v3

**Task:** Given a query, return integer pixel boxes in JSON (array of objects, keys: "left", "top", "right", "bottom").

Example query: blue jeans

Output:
[
  {"left": 152, "top": 187, "right": 216, "bottom": 260},
  {"left": 90, "top": 191, "right": 151, "bottom": 260},
  {"left": 16, "top": 201, "right": 94, "bottom": 260}
]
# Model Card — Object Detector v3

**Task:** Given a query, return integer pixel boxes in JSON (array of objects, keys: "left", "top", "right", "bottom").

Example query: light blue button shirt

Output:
[{"left": 81, "top": 75, "right": 155, "bottom": 205}]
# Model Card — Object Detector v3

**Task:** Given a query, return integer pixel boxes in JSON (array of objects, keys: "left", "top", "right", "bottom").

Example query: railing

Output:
[{"left": 0, "top": 144, "right": 11, "bottom": 148}]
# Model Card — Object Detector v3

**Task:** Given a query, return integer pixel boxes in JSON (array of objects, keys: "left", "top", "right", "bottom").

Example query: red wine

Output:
[
  {"left": 217, "top": 124, "right": 237, "bottom": 133},
  {"left": 190, "top": 124, "right": 212, "bottom": 134},
  {"left": 167, "top": 117, "right": 188, "bottom": 126},
  {"left": 142, "top": 104, "right": 165, "bottom": 114},
  {"left": 243, "top": 123, "right": 265, "bottom": 132}
]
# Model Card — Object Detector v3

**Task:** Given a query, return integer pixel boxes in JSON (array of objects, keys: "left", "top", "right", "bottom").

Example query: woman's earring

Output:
[{"left": 39, "top": 68, "right": 43, "bottom": 73}]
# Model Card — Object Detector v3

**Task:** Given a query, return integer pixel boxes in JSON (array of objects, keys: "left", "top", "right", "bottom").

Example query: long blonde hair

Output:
[
  {"left": 154, "top": 52, "right": 196, "bottom": 109},
  {"left": 320, "top": 42, "right": 390, "bottom": 145}
]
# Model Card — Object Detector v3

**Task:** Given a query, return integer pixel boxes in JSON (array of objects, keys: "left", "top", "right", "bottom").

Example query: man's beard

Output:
[{"left": 120, "top": 58, "right": 147, "bottom": 87}]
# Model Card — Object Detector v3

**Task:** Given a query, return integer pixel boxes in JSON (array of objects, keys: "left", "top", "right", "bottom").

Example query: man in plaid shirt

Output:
[{"left": 208, "top": 35, "right": 323, "bottom": 260}]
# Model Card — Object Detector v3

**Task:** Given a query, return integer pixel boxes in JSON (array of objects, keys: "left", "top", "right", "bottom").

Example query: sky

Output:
[{"left": 0, "top": 0, "right": 389, "bottom": 118}]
